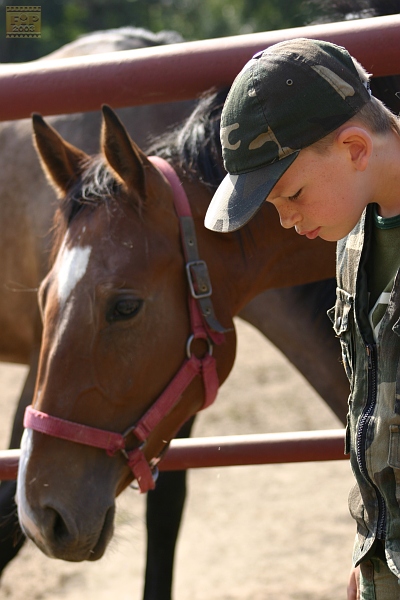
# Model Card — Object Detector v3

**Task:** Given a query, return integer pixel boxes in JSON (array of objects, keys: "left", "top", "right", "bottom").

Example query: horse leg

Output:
[
  {"left": 0, "top": 347, "right": 40, "bottom": 575},
  {"left": 143, "top": 415, "right": 196, "bottom": 600},
  {"left": 239, "top": 278, "right": 349, "bottom": 425}
]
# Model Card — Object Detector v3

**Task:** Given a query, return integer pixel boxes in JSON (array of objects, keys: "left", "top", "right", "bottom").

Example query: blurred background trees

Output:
[{"left": 0, "top": 0, "right": 398, "bottom": 62}]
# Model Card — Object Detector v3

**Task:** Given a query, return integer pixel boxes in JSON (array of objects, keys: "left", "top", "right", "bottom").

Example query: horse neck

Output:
[{"left": 185, "top": 180, "right": 336, "bottom": 318}]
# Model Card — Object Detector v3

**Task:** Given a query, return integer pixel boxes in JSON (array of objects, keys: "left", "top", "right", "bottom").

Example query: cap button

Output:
[{"left": 252, "top": 50, "right": 264, "bottom": 59}]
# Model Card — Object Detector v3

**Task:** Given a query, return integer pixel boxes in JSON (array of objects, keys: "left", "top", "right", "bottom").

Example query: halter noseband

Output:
[{"left": 23, "top": 156, "right": 227, "bottom": 493}]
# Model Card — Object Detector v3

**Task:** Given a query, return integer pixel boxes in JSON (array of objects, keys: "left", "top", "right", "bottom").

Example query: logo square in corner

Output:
[{"left": 6, "top": 6, "right": 41, "bottom": 38}]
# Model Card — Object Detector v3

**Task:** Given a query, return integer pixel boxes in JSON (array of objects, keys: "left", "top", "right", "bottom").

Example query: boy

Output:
[{"left": 204, "top": 38, "right": 400, "bottom": 599}]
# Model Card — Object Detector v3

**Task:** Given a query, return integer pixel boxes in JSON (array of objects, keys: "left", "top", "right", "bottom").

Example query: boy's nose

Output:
[{"left": 278, "top": 207, "right": 301, "bottom": 229}]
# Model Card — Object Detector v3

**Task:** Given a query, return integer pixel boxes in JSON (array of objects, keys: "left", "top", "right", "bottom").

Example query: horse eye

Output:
[{"left": 109, "top": 298, "right": 142, "bottom": 321}]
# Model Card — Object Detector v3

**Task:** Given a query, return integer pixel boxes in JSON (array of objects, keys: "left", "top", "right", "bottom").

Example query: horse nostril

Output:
[
  {"left": 52, "top": 509, "right": 70, "bottom": 542},
  {"left": 42, "top": 505, "right": 78, "bottom": 550}
]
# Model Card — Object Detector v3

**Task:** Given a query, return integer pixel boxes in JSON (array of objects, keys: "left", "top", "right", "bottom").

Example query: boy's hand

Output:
[{"left": 347, "top": 565, "right": 360, "bottom": 600}]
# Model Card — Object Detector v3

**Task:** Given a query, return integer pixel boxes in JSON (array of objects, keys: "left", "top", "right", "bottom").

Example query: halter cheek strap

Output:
[
  {"left": 149, "top": 156, "right": 226, "bottom": 341},
  {"left": 23, "top": 157, "right": 227, "bottom": 494}
]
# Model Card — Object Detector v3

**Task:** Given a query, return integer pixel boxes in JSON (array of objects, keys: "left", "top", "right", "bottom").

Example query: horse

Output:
[
  {"left": 14, "top": 100, "right": 341, "bottom": 572},
  {"left": 0, "top": 26, "right": 199, "bottom": 583}
]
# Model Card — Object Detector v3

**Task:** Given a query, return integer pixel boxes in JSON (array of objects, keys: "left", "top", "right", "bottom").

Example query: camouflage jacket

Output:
[{"left": 329, "top": 204, "right": 400, "bottom": 575}]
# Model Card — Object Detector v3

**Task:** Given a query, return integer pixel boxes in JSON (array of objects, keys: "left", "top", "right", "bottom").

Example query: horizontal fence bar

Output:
[
  {"left": 159, "top": 429, "right": 347, "bottom": 470},
  {"left": 0, "top": 429, "right": 347, "bottom": 480},
  {"left": 0, "top": 450, "right": 20, "bottom": 480},
  {"left": 0, "top": 15, "right": 399, "bottom": 121}
]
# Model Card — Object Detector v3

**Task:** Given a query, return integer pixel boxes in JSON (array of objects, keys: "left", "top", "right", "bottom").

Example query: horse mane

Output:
[
  {"left": 49, "top": 158, "right": 121, "bottom": 263},
  {"left": 64, "top": 157, "right": 121, "bottom": 220},
  {"left": 146, "top": 87, "right": 229, "bottom": 191}
]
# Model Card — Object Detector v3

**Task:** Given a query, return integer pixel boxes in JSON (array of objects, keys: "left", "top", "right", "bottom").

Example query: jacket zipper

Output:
[{"left": 356, "top": 343, "right": 387, "bottom": 539}]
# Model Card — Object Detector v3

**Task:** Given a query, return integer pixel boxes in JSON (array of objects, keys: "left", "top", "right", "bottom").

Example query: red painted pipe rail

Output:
[
  {"left": 0, "top": 429, "right": 346, "bottom": 480},
  {"left": 0, "top": 450, "right": 20, "bottom": 480},
  {"left": 0, "top": 15, "right": 399, "bottom": 121},
  {"left": 159, "top": 429, "right": 347, "bottom": 471}
]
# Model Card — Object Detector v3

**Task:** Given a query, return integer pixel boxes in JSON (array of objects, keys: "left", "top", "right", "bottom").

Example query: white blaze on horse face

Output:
[
  {"left": 56, "top": 242, "right": 92, "bottom": 309},
  {"left": 16, "top": 429, "right": 48, "bottom": 547},
  {"left": 16, "top": 429, "right": 32, "bottom": 516}
]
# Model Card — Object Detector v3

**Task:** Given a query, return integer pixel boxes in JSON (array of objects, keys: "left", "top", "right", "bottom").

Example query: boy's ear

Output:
[{"left": 336, "top": 126, "right": 372, "bottom": 171}]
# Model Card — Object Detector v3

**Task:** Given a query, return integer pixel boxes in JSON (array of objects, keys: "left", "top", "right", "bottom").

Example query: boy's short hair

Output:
[
  {"left": 312, "top": 59, "right": 400, "bottom": 154},
  {"left": 204, "top": 38, "right": 373, "bottom": 233}
]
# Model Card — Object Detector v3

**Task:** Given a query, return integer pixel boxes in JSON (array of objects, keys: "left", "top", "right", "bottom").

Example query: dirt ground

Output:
[{"left": 0, "top": 318, "right": 354, "bottom": 600}]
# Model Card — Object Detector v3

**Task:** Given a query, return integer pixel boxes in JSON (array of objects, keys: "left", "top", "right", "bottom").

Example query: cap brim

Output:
[{"left": 204, "top": 151, "right": 299, "bottom": 233}]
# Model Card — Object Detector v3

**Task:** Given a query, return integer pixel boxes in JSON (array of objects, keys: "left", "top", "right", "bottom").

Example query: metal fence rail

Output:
[
  {"left": 0, "top": 429, "right": 347, "bottom": 480},
  {"left": 0, "top": 14, "right": 399, "bottom": 121}
]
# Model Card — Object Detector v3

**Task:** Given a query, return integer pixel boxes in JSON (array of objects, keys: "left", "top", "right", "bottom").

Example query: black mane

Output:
[{"left": 146, "top": 87, "right": 229, "bottom": 191}]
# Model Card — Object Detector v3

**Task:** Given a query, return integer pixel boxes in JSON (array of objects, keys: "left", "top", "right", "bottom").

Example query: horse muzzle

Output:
[{"left": 16, "top": 429, "right": 117, "bottom": 562}]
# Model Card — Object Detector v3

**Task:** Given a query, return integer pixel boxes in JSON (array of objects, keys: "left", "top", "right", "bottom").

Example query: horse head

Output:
[{"left": 17, "top": 106, "right": 236, "bottom": 561}]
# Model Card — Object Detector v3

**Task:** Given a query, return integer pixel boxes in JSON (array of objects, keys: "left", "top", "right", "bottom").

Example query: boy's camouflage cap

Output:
[{"left": 204, "top": 38, "right": 371, "bottom": 233}]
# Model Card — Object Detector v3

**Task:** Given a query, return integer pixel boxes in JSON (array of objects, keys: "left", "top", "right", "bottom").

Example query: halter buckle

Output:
[{"left": 185, "top": 260, "right": 212, "bottom": 299}]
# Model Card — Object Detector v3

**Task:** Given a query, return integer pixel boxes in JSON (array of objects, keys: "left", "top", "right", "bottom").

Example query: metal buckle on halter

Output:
[
  {"left": 119, "top": 424, "right": 143, "bottom": 464},
  {"left": 186, "top": 334, "right": 213, "bottom": 358},
  {"left": 185, "top": 260, "right": 212, "bottom": 299},
  {"left": 120, "top": 433, "right": 160, "bottom": 491},
  {"left": 120, "top": 423, "right": 138, "bottom": 446}
]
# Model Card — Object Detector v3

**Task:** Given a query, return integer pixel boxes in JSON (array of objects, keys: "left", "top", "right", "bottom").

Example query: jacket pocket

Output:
[{"left": 328, "top": 288, "right": 354, "bottom": 384}]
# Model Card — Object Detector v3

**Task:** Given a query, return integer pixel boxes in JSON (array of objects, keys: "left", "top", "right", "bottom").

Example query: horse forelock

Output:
[
  {"left": 50, "top": 155, "right": 126, "bottom": 265},
  {"left": 70, "top": 155, "right": 121, "bottom": 211}
]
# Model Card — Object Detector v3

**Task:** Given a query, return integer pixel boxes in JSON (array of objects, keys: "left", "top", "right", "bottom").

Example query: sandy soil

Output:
[{"left": 0, "top": 318, "right": 354, "bottom": 600}]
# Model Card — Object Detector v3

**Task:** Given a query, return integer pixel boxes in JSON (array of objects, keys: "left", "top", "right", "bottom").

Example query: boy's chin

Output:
[{"left": 319, "top": 229, "right": 348, "bottom": 243}]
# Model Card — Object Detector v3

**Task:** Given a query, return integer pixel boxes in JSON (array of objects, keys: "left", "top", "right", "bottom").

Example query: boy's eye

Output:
[{"left": 288, "top": 189, "right": 302, "bottom": 201}]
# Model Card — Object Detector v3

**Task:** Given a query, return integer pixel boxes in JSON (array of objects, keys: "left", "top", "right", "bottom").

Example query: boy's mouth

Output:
[{"left": 297, "top": 227, "right": 321, "bottom": 240}]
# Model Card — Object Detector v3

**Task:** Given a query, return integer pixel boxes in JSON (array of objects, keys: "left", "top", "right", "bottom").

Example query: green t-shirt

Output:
[{"left": 367, "top": 205, "right": 400, "bottom": 340}]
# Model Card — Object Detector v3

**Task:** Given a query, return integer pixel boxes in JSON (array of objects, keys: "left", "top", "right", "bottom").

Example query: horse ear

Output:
[
  {"left": 101, "top": 104, "right": 149, "bottom": 198},
  {"left": 32, "top": 113, "right": 89, "bottom": 196}
]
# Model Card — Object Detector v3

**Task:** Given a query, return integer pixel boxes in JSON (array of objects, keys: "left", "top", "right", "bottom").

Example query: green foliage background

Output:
[{"left": 0, "top": 0, "right": 323, "bottom": 62}]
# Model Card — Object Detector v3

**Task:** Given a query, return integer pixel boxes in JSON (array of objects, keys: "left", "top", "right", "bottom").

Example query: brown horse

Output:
[
  {"left": 15, "top": 103, "right": 337, "bottom": 563},
  {"left": 0, "top": 26, "right": 197, "bottom": 583}
]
